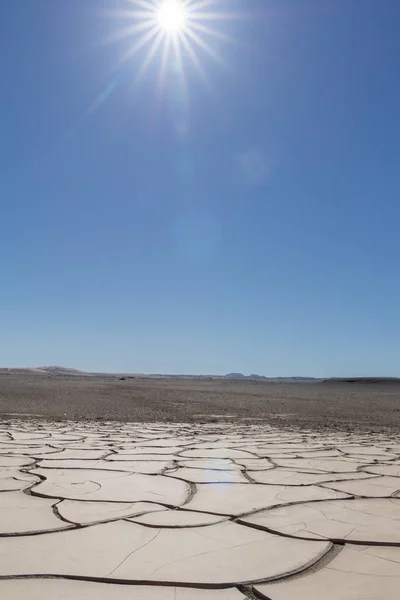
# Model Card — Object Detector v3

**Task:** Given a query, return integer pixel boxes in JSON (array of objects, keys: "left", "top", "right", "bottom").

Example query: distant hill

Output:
[
  {"left": 38, "top": 366, "right": 84, "bottom": 375},
  {"left": 4, "top": 367, "right": 395, "bottom": 383},
  {"left": 225, "top": 373, "right": 318, "bottom": 382}
]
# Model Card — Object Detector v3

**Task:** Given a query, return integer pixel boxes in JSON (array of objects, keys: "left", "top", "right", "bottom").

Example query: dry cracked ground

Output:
[{"left": 1, "top": 421, "right": 400, "bottom": 598}]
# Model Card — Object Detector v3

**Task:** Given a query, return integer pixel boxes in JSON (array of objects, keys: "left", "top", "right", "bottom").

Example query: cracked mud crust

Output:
[{"left": 1, "top": 419, "right": 400, "bottom": 598}]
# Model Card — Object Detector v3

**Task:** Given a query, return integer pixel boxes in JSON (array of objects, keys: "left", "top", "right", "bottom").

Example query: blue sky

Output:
[{"left": 1, "top": 0, "right": 400, "bottom": 376}]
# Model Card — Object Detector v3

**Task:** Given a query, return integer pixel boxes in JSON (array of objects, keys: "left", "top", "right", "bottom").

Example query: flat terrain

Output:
[
  {"left": 1, "top": 419, "right": 400, "bottom": 598},
  {"left": 1, "top": 371, "right": 399, "bottom": 431}
]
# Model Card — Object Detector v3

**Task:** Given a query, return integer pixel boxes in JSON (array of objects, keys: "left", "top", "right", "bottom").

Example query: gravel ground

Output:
[{"left": 0, "top": 372, "right": 399, "bottom": 432}]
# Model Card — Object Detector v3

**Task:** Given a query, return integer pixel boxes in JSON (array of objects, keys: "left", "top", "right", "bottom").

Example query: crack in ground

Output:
[
  {"left": 107, "top": 529, "right": 161, "bottom": 576},
  {"left": 1, "top": 420, "right": 400, "bottom": 591}
]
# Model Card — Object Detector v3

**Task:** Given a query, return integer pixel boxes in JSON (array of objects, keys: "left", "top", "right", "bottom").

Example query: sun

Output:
[
  {"left": 157, "top": 0, "right": 187, "bottom": 34},
  {"left": 99, "top": 0, "right": 238, "bottom": 98}
]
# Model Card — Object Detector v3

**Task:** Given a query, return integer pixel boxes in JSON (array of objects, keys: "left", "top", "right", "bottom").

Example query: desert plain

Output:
[{"left": 1, "top": 369, "right": 400, "bottom": 598}]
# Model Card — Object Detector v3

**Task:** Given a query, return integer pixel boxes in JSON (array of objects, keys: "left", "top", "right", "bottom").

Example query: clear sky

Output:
[{"left": 1, "top": 0, "right": 400, "bottom": 377}]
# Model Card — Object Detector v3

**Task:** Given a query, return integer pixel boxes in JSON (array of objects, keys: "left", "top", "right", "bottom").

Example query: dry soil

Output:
[{"left": 0, "top": 371, "right": 399, "bottom": 432}]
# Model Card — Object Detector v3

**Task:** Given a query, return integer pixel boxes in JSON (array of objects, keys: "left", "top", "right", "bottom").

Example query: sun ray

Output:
[
  {"left": 190, "top": 11, "right": 244, "bottom": 21},
  {"left": 157, "top": 35, "right": 173, "bottom": 91},
  {"left": 179, "top": 31, "right": 212, "bottom": 89},
  {"left": 172, "top": 34, "right": 188, "bottom": 92},
  {"left": 54, "top": 0, "right": 244, "bottom": 164},
  {"left": 185, "top": 27, "right": 227, "bottom": 67},
  {"left": 118, "top": 24, "right": 160, "bottom": 65},
  {"left": 105, "top": 9, "right": 153, "bottom": 20},
  {"left": 97, "top": 0, "right": 240, "bottom": 110},
  {"left": 136, "top": 30, "right": 165, "bottom": 80},
  {"left": 100, "top": 20, "right": 155, "bottom": 47},
  {"left": 171, "top": 32, "right": 189, "bottom": 94},
  {"left": 127, "top": 0, "right": 155, "bottom": 10},
  {"left": 186, "top": 0, "right": 228, "bottom": 14},
  {"left": 189, "top": 20, "right": 235, "bottom": 44},
  {"left": 100, "top": 8, "right": 152, "bottom": 20},
  {"left": 187, "top": 0, "right": 221, "bottom": 9},
  {"left": 171, "top": 34, "right": 182, "bottom": 65}
]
